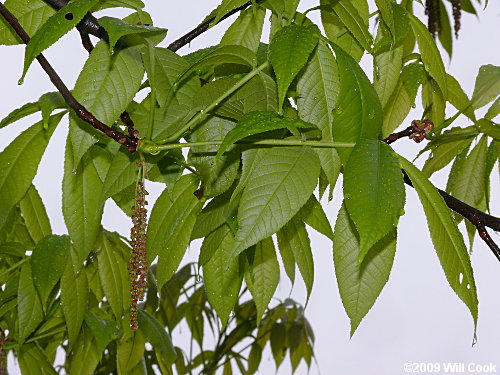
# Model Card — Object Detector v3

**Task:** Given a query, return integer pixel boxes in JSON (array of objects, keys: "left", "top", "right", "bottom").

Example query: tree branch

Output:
[
  {"left": 41, "top": 0, "right": 108, "bottom": 40},
  {"left": 384, "top": 121, "right": 500, "bottom": 259},
  {"left": 0, "top": 3, "right": 137, "bottom": 152},
  {"left": 167, "top": 0, "right": 260, "bottom": 52},
  {"left": 42, "top": 0, "right": 260, "bottom": 52}
]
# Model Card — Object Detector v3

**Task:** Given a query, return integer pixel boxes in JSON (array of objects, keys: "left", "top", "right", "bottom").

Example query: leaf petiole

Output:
[{"left": 139, "top": 139, "right": 355, "bottom": 154}]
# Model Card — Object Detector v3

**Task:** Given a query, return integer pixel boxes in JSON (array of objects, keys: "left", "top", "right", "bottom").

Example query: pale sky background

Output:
[{"left": 1, "top": 1, "right": 499, "bottom": 374}]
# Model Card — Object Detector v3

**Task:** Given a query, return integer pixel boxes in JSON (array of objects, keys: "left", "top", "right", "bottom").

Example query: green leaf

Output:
[
  {"left": 484, "top": 140, "right": 498, "bottom": 211},
  {"left": 220, "top": 6, "right": 266, "bottom": 53},
  {"left": 422, "top": 77, "right": 446, "bottom": 128},
  {"left": 17, "top": 262, "right": 43, "bottom": 345},
  {"left": 330, "top": 43, "right": 382, "bottom": 162},
  {"left": 447, "top": 136, "right": 488, "bottom": 211},
  {"left": 85, "top": 311, "right": 120, "bottom": 353},
  {"left": 270, "top": 322, "right": 286, "bottom": 368},
  {"left": 203, "top": 226, "right": 243, "bottom": 327},
  {"left": 95, "top": 0, "right": 145, "bottom": 10},
  {"left": 138, "top": 310, "right": 177, "bottom": 365},
  {"left": 215, "top": 111, "right": 316, "bottom": 163},
  {"left": 18, "top": 343, "right": 57, "bottom": 375},
  {"left": 62, "top": 140, "right": 104, "bottom": 264},
  {"left": 328, "top": 0, "right": 372, "bottom": 51},
  {"left": 147, "top": 47, "right": 199, "bottom": 109},
  {"left": 214, "top": 0, "right": 249, "bottom": 23},
  {"left": 98, "top": 16, "right": 166, "bottom": 52},
  {"left": 61, "top": 248, "right": 89, "bottom": 348},
  {"left": 38, "top": 92, "right": 66, "bottom": 128},
  {"left": 0, "top": 0, "right": 55, "bottom": 45},
  {"left": 477, "top": 119, "right": 500, "bottom": 140},
  {"left": 277, "top": 217, "right": 314, "bottom": 302},
  {"left": 265, "top": 0, "right": 299, "bottom": 20},
  {"left": 100, "top": 148, "right": 139, "bottom": 203},
  {"left": 67, "top": 325, "right": 101, "bottom": 375},
  {"left": 232, "top": 146, "right": 320, "bottom": 257},
  {"left": 189, "top": 117, "right": 240, "bottom": 198},
  {"left": 147, "top": 174, "right": 202, "bottom": 287},
  {"left": 245, "top": 237, "right": 280, "bottom": 325},
  {"left": 471, "top": 65, "right": 500, "bottom": 110},
  {"left": 97, "top": 231, "right": 129, "bottom": 319},
  {"left": 0, "top": 101, "right": 40, "bottom": 129},
  {"left": 180, "top": 45, "right": 256, "bottom": 81},
  {"left": 401, "top": 62, "right": 427, "bottom": 104},
  {"left": 422, "top": 136, "right": 474, "bottom": 177},
  {"left": 117, "top": 322, "right": 146, "bottom": 374},
  {"left": 408, "top": 13, "right": 447, "bottom": 96},
  {"left": 191, "top": 191, "right": 233, "bottom": 241},
  {"left": 446, "top": 74, "right": 476, "bottom": 121},
  {"left": 437, "top": 0, "right": 453, "bottom": 58},
  {"left": 399, "top": 156, "right": 478, "bottom": 333},
  {"left": 333, "top": 204, "right": 396, "bottom": 336},
  {"left": 375, "top": 0, "right": 408, "bottom": 44},
  {"left": 374, "top": 42, "right": 403, "bottom": 108},
  {"left": 19, "top": 185, "right": 51, "bottom": 243},
  {"left": 320, "top": 0, "right": 365, "bottom": 62},
  {"left": 70, "top": 41, "right": 144, "bottom": 166},
  {"left": 31, "top": 235, "right": 70, "bottom": 308},
  {"left": 343, "top": 140, "right": 404, "bottom": 261},
  {"left": 297, "top": 39, "right": 341, "bottom": 192},
  {"left": 268, "top": 24, "right": 320, "bottom": 112},
  {"left": 247, "top": 343, "right": 263, "bottom": 375},
  {"left": 21, "top": 0, "right": 101, "bottom": 81},
  {"left": 380, "top": 85, "right": 411, "bottom": 138},
  {"left": 0, "top": 113, "right": 62, "bottom": 228},
  {"left": 299, "top": 195, "right": 333, "bottom": 241},
  {"left": 276, "top": 227, "right": 296, "bottom": 286},
  {"left": 0, "top": 242, "right": 25, "bottom": 258},
  {"left": 485, "top": 97, "right": 500, "bottom": 120},
  {"left": 196, "top": 72, "right": 277, "bottom": 121}
]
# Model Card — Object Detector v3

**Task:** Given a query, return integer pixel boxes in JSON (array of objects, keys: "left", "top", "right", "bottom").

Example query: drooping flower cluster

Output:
[
  {"left": 425, "top": 0, "right": 441, "bottom": 38},
  {"left": 450, "top": 0, "right": 462, "bottom": 38},
  {"left": 426, "top": 0, "right": 462, "bottom": 39},
  {"left": 129, "top": 164, "right": 149, "bottom": 330}
]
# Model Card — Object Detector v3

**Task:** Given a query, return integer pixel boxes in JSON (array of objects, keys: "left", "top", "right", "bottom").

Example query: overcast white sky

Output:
[{"left": 1, "top": 1, "right": 499, "bottom": 374}]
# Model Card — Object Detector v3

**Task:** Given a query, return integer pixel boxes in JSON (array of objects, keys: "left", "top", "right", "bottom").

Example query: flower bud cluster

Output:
[
  {"left": 425, "top": 0, "right": 441, "bottom": 38},
  {"left": 451, "top": 0, "right": 462, "bottom": 38},
  {"left": 128, "top": 166, "right": 149, "bottom": 330}
]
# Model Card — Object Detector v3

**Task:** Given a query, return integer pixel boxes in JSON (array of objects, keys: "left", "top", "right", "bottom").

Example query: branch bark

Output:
[
  {"left": 41, "top": 0, "right": 259, "bottom": 52},
  {"left": 384, "top": 121, "right": 500, "bottom": 260},
  {"left": 0, "top": 3, "right": 137, "bottom": 152}
]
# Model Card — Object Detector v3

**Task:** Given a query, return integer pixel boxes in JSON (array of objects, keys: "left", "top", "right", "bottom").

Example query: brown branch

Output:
[
  {"left": 383, "top": 120, "right": 435, "bottom": 144},
  {"left": 42, "top": 0, "right": 108, "bottom": 40},
  {"left": 384, "top": 121, "right": 500, "bottom": 259},
  {"left": 469, "top": 215, "right": 500, "bottom": 261},
  {"left": 42, "top": 0, "right": 260, "bottom": 52},
  {"left": 0, "top": 3, "right": 137, "bottom": 152},
  {"left": 167, "top": 0, "right": 260, "bottom": 52},
  {"left": 79, "top": 30, "right": 94, "bottom": 53}
]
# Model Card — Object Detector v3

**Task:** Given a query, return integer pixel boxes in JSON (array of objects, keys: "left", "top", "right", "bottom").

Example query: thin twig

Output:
[
  {"left": 0, "top": 2, "right": 137, "bottom": 152},
  {"left": 167, "top": 0, "right": 260, "bottom": 52},
  {"left": 42, "top": 0, "right": 108, "bottom": 39},
  {"left": 42, "top": 0, "right": 260, "bottom": 52},
  {"left": 79, "top": 30, "right": 94, "bottom": 53},
  {"left": 385, "top": 121, "right": 500, "bottom": 259},
  {"left": 469, "top": 215, "right": 500, "bottom": 261},
  {"left": 402, "top": 170, "right": 500, "bottom": 260}
]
